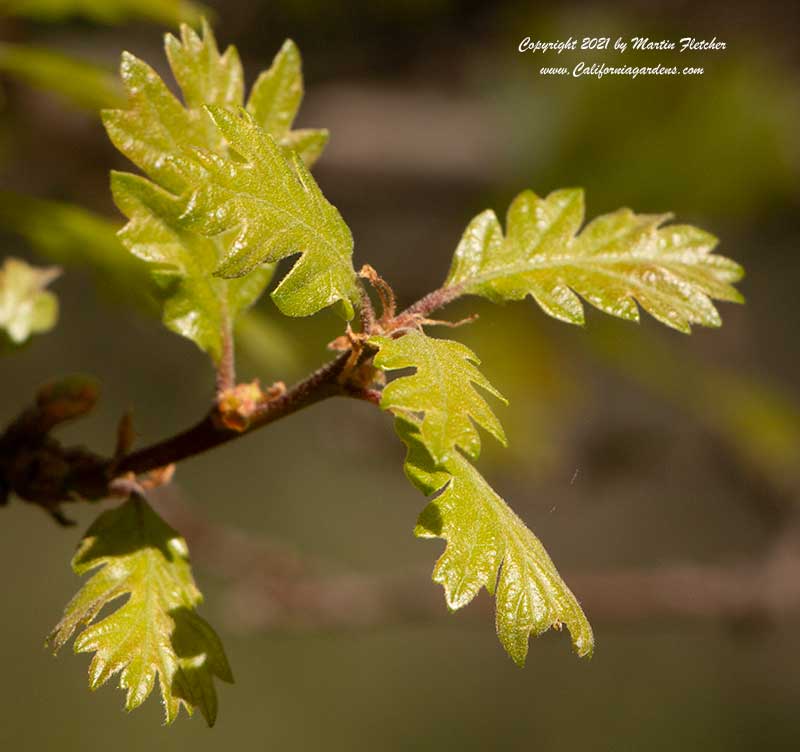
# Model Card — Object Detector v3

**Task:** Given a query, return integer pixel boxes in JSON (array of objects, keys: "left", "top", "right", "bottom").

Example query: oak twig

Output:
[{"left": 0, "top": 278, "right": 467, "bottom": 512}]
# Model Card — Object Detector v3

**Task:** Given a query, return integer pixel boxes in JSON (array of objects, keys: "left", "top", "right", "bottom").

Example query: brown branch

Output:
[
  {"left": 215, "top": 317, "right": 236, "bottom": 395},
  {"left": 2, "top": 274, "right": 474, "bottom": 513},
  {"left": 0, "top": 349, "right": 383, "bottom": 510},
  {"left": 116, "top": 278, "right": 470, "bottom": 481},
  {"left": 117, "top": 351, "right": 354, "bottom": 477},
  {"left": 400, "top": 283, "right": 464, "bottom": 320}
]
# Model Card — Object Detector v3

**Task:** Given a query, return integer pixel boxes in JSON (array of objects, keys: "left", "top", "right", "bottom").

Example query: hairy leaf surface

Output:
[
  {"left": 371, "top": 330, "right": 506, "bottom": 464},
  {"left": 246, "top": 40, "right": 329, "bottom": 166},
  {"left": 104, "top": 22, "right": 344, "bottom": 346},
  {"left": 0, "top": 257, "right": 60, "bottom": 345},
  {"left": 176, "top": 106, "right": 358, "bottom": 318},
  {"left": 112, "top": 172, "right": 271, "bottom": 362},
  {"left": 103, "top": 23, "right": 326, "bottom": 194},
  {"left": 397, "top": 418, "right": 593, "bottom": 665},
  {"left": 446, "top": 189, "right": 743, "bottom": 332},
  {"left": 48, "top": 496, "right": 232, "bottom": 726}
]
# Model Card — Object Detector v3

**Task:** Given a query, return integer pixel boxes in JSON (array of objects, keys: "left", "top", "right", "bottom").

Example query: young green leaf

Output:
[
  {"left": 111, "top": 171, "right": 272, "bottom": 362},
  {"left": 165, "top": 19, "right": 243, "bottom": 111},
  {"left": 0, "top": 192, "right": 295, "bottom": 369},
  {"left": 103, "top": 22, "right": 346, "bottom": 343},
  {"left": 246, "top": 40, "right": 329, "bottom": 166},
  {"left": 176, "top": 106, "right": 358, "bottom": 318},
  {"left": 371, "top": 330, "right": 507, "bottom": 464},
  {"left": 445, "top": 189, "right": 744, "bottom": 332},
  {"left": 0, "top": 257, "right": 60, "bottom": 345},
  {"left": 397, "top": 418, "right": 593, "bottom": 665},
  {"left": 103, "top": 22, "right": 326, "bottom": 195},
  {"left": 48, "top": 495, "right": 232, "bottom": 726}
]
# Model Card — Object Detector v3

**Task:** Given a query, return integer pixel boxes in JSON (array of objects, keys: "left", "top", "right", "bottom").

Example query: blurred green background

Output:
[{"left": 1, "top": 0, "right": 799, "bottom": 749}]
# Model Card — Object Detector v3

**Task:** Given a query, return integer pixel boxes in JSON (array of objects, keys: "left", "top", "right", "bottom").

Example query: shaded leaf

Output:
[
  {"left": 371, "top": 330, "right": 506, "bottom": 464},
  {"left": 48, "top": 495, "right": 232, "bottom": 726},
  {"left": 0, "top": 257, "right": 59, "bottom": 345},
  {"left": 111, "top": 172, "right": 271, "bottom": 362},
  {"left": 0, "top": 192, "right": 297, "bottom": 371},
  {"left": 397, "top": 417, "right": 593, "bottom": 665},
  {"left": 0, "top": 43, "right": 123, "bottom": 111},
  {"left": 446, "top": 189, "right": 743, "bottom": 332},
  {"left": 0, "top": 0, "right": 206, "bottom": 26},
  {"left": 0, "top": 190, "right": 154, "bottom": 311}
]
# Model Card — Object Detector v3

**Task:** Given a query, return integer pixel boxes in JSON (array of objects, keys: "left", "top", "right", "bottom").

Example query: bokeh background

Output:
[{"left": 1, "top": 0, "right": 799, "bottom": 749}]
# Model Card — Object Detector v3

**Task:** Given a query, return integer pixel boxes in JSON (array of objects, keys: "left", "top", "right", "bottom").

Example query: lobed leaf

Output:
[
  {"left": 103, "top": 22, "right": 326, "bottom": 195},
  {"left": 371, "top": 330, "right": 507, "bottom": 464},
  {"left": 111, "top": 171, "right": 272, "bottom": 363},
  {"left": 396, "top": 418, "right": 593, "bottom": 665},
  {"left": 445, "top": 189, "right": 744, "bottom": 333},
  {"left": 0, "top": 257, "right": 60, "bottom": 345},
  {"left": 176, "top": 106, "right": 358, "bottom": 319},
  {"left": 48, "top": 495, "right": 232, "bottom": 726},
  {"left": 245, "top": 39, "right": 329, "bottom": 165},
  {"left": 103, "top": 22, "right": 345, "bottom": 353}
]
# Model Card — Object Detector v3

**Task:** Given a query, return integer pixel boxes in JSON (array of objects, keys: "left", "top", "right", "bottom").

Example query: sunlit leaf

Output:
[
  {"left": 371, "top": 330, "right": 506, "bottom": 464},
  {"left": 246, "top": 39, "right": 329, "bottom": 167},
  {"left": 103, "top": 22, "right": 346, "bottom": 351},
  {"left": 0, "top": 257, "right": 59, "bottom": 345},
  {"left": 176, "top": 106, "right": 358, "bottom": 319},
  {"left": 396, "top": 417, "right": 593, "bottom": 665},
  {"left": 445, "top": 189, "right": 743, "bottom": 332},
  {"left": 48, "top": 495, "right": 232, "bottom": 726},
  {"left": 103, "top": 22, "right": 326, "bottom": 195}
]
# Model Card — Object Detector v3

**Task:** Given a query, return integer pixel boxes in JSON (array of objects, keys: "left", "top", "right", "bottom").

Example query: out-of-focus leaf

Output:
[
  {"left": 0, "top": 191, "right": 153, "bottom": 310},
  {"left": 0, "top": 192, "right": 298, "bottom": 370},
  {"left": 589, "top": 322, "right": 800, "bottom": 496},
  {"left": 112, "top": 172, "right": 272, "bottom": 363},
  {"left": 176, "top": 106, "right": 358, "bottom": 319},
  {"left": 396, "top": 417, "right": 593, "bottom": 665},
  {"left": 445, "top": 189, "right": 743, "bottom": 333},
  {"left": 48, "top": 495, "right": 232, "bottom": 726},
  {"left": 454, "top": 303, "right": 583, "bottom": 473},
  {"left": 0, "top": 0, "right": 206, "bottom": 26},
  {"left": 371, "top": 330, "right": 506, "bottom": 464},
  {"left": 0, "top": 43, "right": 123, "bottom": 111},
  {"left": 235, "top": 309, "right": 303, "bottom": 378},
  {"left": 0, "top": 256, "right": 59, "bottom": 345}
]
